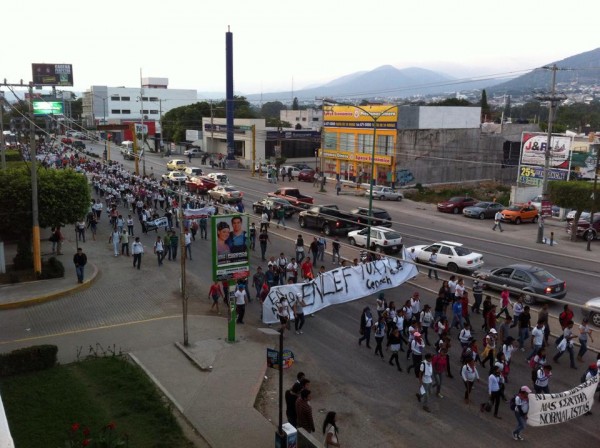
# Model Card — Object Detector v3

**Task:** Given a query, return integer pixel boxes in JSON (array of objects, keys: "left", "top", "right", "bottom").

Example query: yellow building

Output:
[{"left": 321, "top": 104, "right": 397, "bottom": 184}]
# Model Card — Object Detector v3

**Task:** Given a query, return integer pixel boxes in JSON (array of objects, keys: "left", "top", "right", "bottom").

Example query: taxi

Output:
[{"left": 166, "top": 159, "right": 187, "bottom": 171}]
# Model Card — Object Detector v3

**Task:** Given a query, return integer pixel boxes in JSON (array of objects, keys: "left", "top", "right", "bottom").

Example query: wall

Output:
[{"left": 398, "top": 106, "right": 481, "bottom": 129}]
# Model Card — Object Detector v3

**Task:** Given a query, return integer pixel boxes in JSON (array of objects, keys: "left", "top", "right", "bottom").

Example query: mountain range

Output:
[{"left": 238, "top": 47, "right": 600, "bottom": 103}]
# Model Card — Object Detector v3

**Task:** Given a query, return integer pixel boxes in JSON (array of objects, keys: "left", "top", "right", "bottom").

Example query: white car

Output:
[
  {"left": 183, "top": 147, "right": 203, "bottom": 157},
  {"left": 369, "top": 186, "right": 403, "bottom": 201},
  {"left": 206, "top": 172, "right": 229, "bottom": 184},
  {"left": 162, "top": 171, "right": 187, "bottom": 184},
  {"left": 281, "top": 165, "right": 301, "bottom": 179},
  {"left": 566, "top": 210, "right": 590, "bottom": 222},
  {"left": 184, "top": 166, "right": 203, "bottom": 177},
  {"left": 408, "top": 241, "right": 484, "bottom": 273},
  {"left": 583, "top": 297, "right": 600, "bottom": 327},
  {"left": 348, "top": 226, "right": 403, "bottom": 253}
]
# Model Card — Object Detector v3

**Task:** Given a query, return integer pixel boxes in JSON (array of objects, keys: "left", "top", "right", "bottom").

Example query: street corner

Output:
[
  {"left": 0, "top": 262, "right": 99, "bottom": 310},
  {"left": 174, "top": 338, "right": 229, "bottom": 371}
]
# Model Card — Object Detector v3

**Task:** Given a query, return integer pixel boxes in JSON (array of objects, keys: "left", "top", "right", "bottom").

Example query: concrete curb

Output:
[
  {"left": 174, "top": 341, "right": 213, "bottom": 372},
  {"left": 0, "top": 263, "right": 99, "bottom": 310}
]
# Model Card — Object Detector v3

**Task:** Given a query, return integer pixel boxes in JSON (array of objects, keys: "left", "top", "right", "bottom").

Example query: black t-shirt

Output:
[{"left": 259, "top": 233, "right": 268, "bottom": 244}]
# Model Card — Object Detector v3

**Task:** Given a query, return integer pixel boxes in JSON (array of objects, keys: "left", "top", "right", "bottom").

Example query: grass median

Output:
[{"left": 0, "top": 356, "right": 194, "bottom": 447}]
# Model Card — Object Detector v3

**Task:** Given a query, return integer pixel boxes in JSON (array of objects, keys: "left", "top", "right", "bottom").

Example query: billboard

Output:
[
  {"left": 211, "top": 214, "right": 249, "bottom": 281},
  {"left": 32, "top": 101, "right": 64, "bottom": 116},
  {"left": 32, "top": 63, "right": 73, "bottom": 86},
  {"left": 521, "top": 133, "right": 572, "bottom": 168},
  {"left": 323, "top": 105, "right": 398, "bottom": 128}
]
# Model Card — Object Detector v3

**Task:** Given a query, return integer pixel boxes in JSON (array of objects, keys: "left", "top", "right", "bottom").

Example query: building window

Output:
[
  {"left": 110, "top": 96, "right": 120, "bottom": 101},
  {"left": 111, "top": 110, "right": 121, "bottom": 114},
  {"left": 149, "top": 97, "right": 158, "bottom": 101},
  {"left": 141, "top": 109, "right": 149, "bottom": 114},
  {"left": 323, "top": 131, "right": 337, "bottom": 150},
  {"left": 339, "top": 133, "right": 356, "bottom": 152},
  {"left": 357, "top": 134, "right": 373, "bottom": 153},
  {"left": 150, "top": 110, "right": 158, "bottom": 114},
  {"left": 142, "top": 96, "right": 149, "bottom": 101},
  {"left": 312, "top": 117, "right": 319, "bottom": 121},
  {"left": 121, "top": 96, "right": 130, "bottom": 101},
  {"left": 121, "top": 109, "right": 131, "bottom": 114},
  {"left": 302, "top": 117, "right": 306, "bottom": 121},
  {"left": 376, "top": 135, "right": 394, "bottom": 155},
  {"left": 296, "top": 117, "right": 300, "bottom": 121}
]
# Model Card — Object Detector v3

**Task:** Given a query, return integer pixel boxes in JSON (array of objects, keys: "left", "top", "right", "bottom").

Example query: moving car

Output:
[
  {"left": 298, "top": 169, "right": 316, "bottom": 182},
  {"left": 582, "top": 297, "right": 600, "bottom": 327},
  {"left": 166, "top": 159, "right": 187, "bottom": 171},
  {"left": 298, "top": 205, "right": 357, "bottom": 236},
  {"left": 348, "top": 226, "right": 403, "bottom": 254},
  {"left": 205, "top": 172, "right": 229, "bottom": 184},
  {"left": 369, "top": 186, "right": 403, "bottom": 201},
  {"left": 349, "top": 207, "right": 392, "bottom": 228},
  {"left": 252, "top": 197, "right": 296, "bottom": 218},
  {"left": 184, "top": 167, "right": 203, "bottom": 177},
  {"left": 462, "top": 202, "right": 505, "bottom": 219},
  {"left": 61, "top": 137, "right": 73, "bottom": 145},
  {"left": 268, "top": 188, "right": 314, "bottom": 208},
  {"left": 408, "top": 241, "right": 484, "bottom": 273},
  {"left": 72, "top": 141, "right": 86, "bottom": 150},
  {"left": 437, "top": 197, "right": 477, "bottom": 214},
  {"left": 473, "top": 264, "right": 567, "bottom": 305},
  {"left": 500, "top": 204, "right": 539, "bottom": 224},
  {"left": 209, "top": 185, "right": 243, "bottom": 203},
  {"left": 121, "top": 149, "right": 135, "bottom": 160},
  {"left": 183, "top": 147, "right": 203, "bottom": 158},
  {"left": 162, "top": 171, "right": 187, "bottom": 184}
]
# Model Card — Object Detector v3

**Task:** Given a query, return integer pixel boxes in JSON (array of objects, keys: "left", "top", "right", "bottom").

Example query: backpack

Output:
[
  {"left": 581, "top": 369, "right": 596, "bottom": 384},
  {"left": 509, "top": 394, "right": 518, "bottom": 411},
  {"left": 532, "top": 367, "right": 542, "bottom": 384}
]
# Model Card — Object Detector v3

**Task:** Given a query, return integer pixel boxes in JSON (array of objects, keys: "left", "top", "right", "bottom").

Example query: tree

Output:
[
  {"left": 0, "top": 167, "right": 90, "bottom": 242},
  {"left": 480, "top": 89, "right": 490, "bottom": 120},
  {"left": 260, "top": 101, "right": 286, "bottom": 119},
  {"left": 548, "top": 181, "right": 600, "bottom": 241},
  {"left": 292, "top": 97, "right": 299, "bottom": 110},
  {"left": 431, "top": 98, "right": 472, "bottom": 107}
]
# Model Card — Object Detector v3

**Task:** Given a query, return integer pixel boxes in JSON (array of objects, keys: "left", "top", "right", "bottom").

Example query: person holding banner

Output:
[
  {"left": 553, "top": 320, "right": 577, "bottom": 369},
  {"left": 512, "top": 386, "right": 531, "bottom": 441}
]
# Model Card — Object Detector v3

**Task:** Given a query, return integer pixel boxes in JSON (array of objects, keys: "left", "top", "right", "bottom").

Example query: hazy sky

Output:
[{"left": 3, "top": 0, "right": 598, "bottom": 98}]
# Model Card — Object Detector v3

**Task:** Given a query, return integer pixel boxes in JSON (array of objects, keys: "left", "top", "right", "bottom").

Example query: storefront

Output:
[{"left": 321, "top": 104, "right": 397, "bottom": 184}]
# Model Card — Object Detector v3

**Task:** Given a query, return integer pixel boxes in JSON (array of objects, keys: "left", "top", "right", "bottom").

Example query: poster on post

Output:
[
  {"left": 527, "top": 375, "right": 598, "bottom": 426},
  {"left": 211, "top": 214, "right": 250, "bottom": 281},
  {"left": 261, "top": 254, "right": 418, "bottom": 324}
]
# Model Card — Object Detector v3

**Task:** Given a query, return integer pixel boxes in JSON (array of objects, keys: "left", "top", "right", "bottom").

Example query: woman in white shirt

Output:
[{"left": 322, "top": 411, "right": 340, "bottom": 447}]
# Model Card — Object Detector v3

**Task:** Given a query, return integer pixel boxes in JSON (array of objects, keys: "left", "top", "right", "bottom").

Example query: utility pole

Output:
[
  {"left": 0, "top": 91, "right": 6, "bottom": 171},
  {"left": 536, "top": 64, "right": 560, "bottom": 244},
  {"left": 251, "top": 124, "right": 256, "bottom": 177},
  {"left": 28, "top": 83, "right": 42, "bottom": 275},
  {"left": 179, "top": 191, "right": 189, "bottom": 345},
  {"left": 587, "top": 150, "right": 599, "bottom": 251}
]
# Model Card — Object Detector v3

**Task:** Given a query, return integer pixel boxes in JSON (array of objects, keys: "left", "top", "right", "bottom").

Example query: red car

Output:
[
  {"left": 61, "top": 137, "right": 73, "bottom": 145},
  {"left": 298, "top": 169, "right": 315, "bottom": 182},
  {"left": 437, "top": 196, "right": 477, "bottom": 214}
]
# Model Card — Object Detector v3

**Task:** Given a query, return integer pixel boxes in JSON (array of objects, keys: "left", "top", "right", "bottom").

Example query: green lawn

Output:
[{"left": 0, "top": 356, "right": 194, "bottom": 448}]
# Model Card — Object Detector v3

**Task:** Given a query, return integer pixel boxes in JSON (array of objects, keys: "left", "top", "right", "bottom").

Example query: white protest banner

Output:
[
  {"left": 183, "top": 206, "right": 215, "bottom": 219},
  {"left": 261, "top": 254, "right": 418, "bottom": 324},
  {"left": 527, "top": 375, "right": 598, "bottom": 426}
]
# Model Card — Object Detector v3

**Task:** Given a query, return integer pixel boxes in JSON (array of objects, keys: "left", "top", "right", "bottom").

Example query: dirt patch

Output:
[{"left": 404, "top": 181, "right": 511, "bottom": 205}]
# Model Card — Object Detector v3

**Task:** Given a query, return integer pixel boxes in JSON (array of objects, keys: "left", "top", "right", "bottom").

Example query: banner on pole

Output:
[
  {"left": 266, "top": 348, "right": 295, "bottom": 370},
  {"left": 261, "top": 255, "right": 418, "bottom": 324},
  {"left": 527, "top": 375, "right": 598, "bottom": 426}
]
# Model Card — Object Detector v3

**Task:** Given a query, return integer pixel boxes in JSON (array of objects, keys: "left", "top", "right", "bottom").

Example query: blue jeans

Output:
[
  {"left": 75, "top": 266, "right": 84, "bottom": 283},
  {"left": 527, "top": 344, "right": 542, "bottom": 361},
  {"left": 578, "top": 338, "right": 588, "bottom": 358},
  {"left": 296, "top": 250, "right": 305, "bottom": 263},
  {"left": 514, "top": 412, "right": 526, "bottom": 436},
  {"left": 518, "top": 327, "right": 529, "bottom": 349}
]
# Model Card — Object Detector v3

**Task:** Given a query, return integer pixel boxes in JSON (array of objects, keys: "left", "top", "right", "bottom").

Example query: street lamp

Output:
[
  {"left": 323, "top": 100, "right": 397, "bottom": 250},
  {"left": 587, "top": 150, "right": 599, "bottom": 251}
]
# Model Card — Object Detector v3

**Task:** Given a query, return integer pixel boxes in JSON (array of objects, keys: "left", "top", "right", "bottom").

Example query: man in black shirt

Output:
[{"left": 73, "top": 247, "right": 88, "bottom": 283}]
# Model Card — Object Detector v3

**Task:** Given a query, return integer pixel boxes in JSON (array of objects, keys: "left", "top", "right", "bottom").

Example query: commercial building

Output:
[
  {"left": 279, "top": 108, "right": 322, "bottom": 130},
  {"left": 81, "top": 78, "right": 197, "bottom": 144}
]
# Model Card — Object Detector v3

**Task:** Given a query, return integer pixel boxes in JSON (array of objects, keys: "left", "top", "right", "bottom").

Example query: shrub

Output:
[
  {"left": 4, "top": 150, "right": 23, "bottom": 162},
  {"left": 39, "top": 257, "right": 65, "bottom": 279},
  {"left": 12, "top": 239, "right": 33, "bottom": 270},
  {"left": 0, "top": 345, "right": 58, "bottom": 376}
]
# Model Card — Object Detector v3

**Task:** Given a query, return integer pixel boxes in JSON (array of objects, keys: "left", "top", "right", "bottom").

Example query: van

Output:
[{"left": 121, "top": 141, "right": 134, "bottom": 150}]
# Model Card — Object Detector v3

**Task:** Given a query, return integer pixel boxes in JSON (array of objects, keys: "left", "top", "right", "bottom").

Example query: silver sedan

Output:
[
  {"left": 208, "top": 185, "right": 244, "bottom": 203},
  {"left": 369, "top": 186, "right": 403, "bottom": 201}
]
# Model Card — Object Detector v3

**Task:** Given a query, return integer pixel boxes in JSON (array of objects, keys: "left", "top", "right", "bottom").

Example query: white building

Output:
[
  {"left": 81, "top": 78, "right": 197, "bottom": 132},
  {"left": 202, "top": 117, "right": 267, "bottom": 163},
  {"left": 279, "top": 108, "right": 322, "bottom": 130}
]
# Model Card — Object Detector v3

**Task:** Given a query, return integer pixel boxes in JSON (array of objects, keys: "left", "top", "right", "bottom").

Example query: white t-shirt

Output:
[
  {"left": 324, "top": 425, "right": 338, "bottom": 448},
  {"left": 234, "top": 290, "right": 247, "bottom": 305},
  {"left": 420, "top": 361, "right": 433, "bottom": 384}
]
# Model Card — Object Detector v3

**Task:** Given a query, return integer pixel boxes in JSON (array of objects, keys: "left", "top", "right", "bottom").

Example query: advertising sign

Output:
[
  {"left": 211, "top": 214, "right": 249, "bottom": 281},
  {"left": 32, "top": 63, "right": 74, "bottom": 86},
  {"left": 521, "top": 133, "right": 572, "bottom": 168},
  {"left": 527, "top": 375, "right": 598, "bottom": 426},
  {"left": 32, "top": 101, "right": 64, "bottom": 116},
  {"left": 321, "top": 149, "right": 392, "bottom": 165},
  {"left": 262, "top": 255, "right": 418, "bottom": 324},
  {"left": 266, "top": 348, "right": 295, "bottom": 370},
  {"left": 323, "top": 105, "right": 398, "bottom": 128}
]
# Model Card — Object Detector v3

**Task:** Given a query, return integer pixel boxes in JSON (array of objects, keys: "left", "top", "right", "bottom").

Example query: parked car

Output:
[
  {"left": 462, "top": 202, "right": 505, "bottom": 219},
  {"left": 278, "top": 165, "right": 300, "bottom": 179},
  {"left": 183, "top": 147, "right": 203, "bottom": 158},
  {"left": 72, "top": 141, "right": 86, "bottom": 150},
  {"left": 582, "top": 297, "right": 600, "bottom": 327},
  {"left": 437, "top": 196, "right": 477, "bottom": 214},
  {"left": 369, "top": 186, "right": 403, "bottom": 201},
  {"left": 349, "top": 207, "right": 392, "bottom": 228},
  {"left": 162, "top": 171, "right": 188, "bottom": 184},
  {"left": 566, "top": 214, "right": 600, "bottom": 240},
  {"left": 121, "top": 148, "right": 135, "bottom": 160},
  {"left": 408, "top": 241, "right": 484, "bottom": 273},
  {"left": 473, "top": 264, "right": 567, "bottom": 305},
  {"left": 293, "top": 163, "right": 312, "bottom": 171},
  {"left": 209, "top": 185, "right": 243, "bottom": 203},
  {"left": 72, "top": 131, "right": 86, "bottom": 139},
  {"left": 184, "top": 167, "right": 203, "bottom": 177},
  {"left": 566, "top": 210, "right": 591, "bottom": 222},
  {"left": 298, "top": 169, "right": 316, "bottom": 182},
  {"left": 252, "top": 197, "right": 296, "bottom": 218},
  {"left": 166, "top": 159, "right": 187, "bottom": 171},
  {"left": 500, "top": 204, "right": 539, "bottom": 224},
  {"left": 348, "top": 226, "right": 403, "bottom": 254}
]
